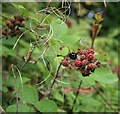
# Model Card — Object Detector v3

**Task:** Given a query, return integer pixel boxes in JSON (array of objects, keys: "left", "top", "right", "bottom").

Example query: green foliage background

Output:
[{"left": 1, "top": 2, "right": 119, "bottom": 113}]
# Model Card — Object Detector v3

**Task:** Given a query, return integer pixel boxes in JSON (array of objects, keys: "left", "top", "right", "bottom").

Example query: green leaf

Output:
[
  {"left": 5, "top": 76, "right": 30, "bottom": 88},
  {"left": 91, "top": 67, "right": 118, "bottom": 84},
  {"left": 18, "top": 85, "right": 38, "bottom": 105},
  {"left": 34, "top": 99, "right": 58, "bottom": 112},
  {"left": 61, "top": 35, "right": 80, "bottom": 47},
  {"left": 60, "top": 47, "right": 69, "bottom": 56},
  {"left": 49, "top": 38, "right": 61, "bottom": 54},
  {"left": 6, "top": 103, "right": 35, "bottom": 112},
  {"left": 2, "top": 46, "right": 20, "bottom": 59},
  {"left": 51, "top": 18, "right": 68, "bottom": 39},
  {"left": 12, "top": 4, "right": 26, "bottom": 14},
  {"left": 54, "top": 56, "right": 64, "bottom": 63},
  {"left": 53, "top": 92, "right": 64, "bottom": 102},
  {"left": 79, "top": 73, "right": 95, "bottom": 86}
]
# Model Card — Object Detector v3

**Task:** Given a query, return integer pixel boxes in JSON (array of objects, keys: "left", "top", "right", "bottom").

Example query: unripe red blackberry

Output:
[
  {"left": 15, "top": 21, "right": 21, "bottom": 26},
  {"left": 6, "top": 21, "right": 11, "bottom": 25},
  {"left": 74, "top": 59, "right": 82, "bottom": 67},
  {"left": 87, "top": 64, "right": 93, "bottom": 70},
  {"left": 88, "top": 53, "right": 94, "bottom": 60},
  {"left": 2, "top": 30, "right": 7, "bottom": 36},
  {"left": 62, "top": 59, "right": 69, "bottom": 66},
  {"left": 88, "top": 49, "right": 94, "bottom": 54},
  {"left": 81, "top": 54, "right": 86, "bottom": 60},
  {"left": 81, "top": 50, "right": 87, "bottom": 55},
  {"left": 87, "top": 63, "right": 96, "bottom": 72},
  {"left": 10, "top": 18, "right": 16, "bottom": 23},
  {"left": 82, "top": 59, "right": 88, "bottom": 66},
  {"left": 6, "top": 21, "right": 14, "bottom": 29}
]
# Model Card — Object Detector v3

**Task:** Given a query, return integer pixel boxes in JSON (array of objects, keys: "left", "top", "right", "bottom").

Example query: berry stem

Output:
[
  {"left": 71, "top": 80, "right": 82, "bottom": 112},
  {"left": 48, "top": 63, "right": 62, "bottom": 99},
  {"left": 0, "top": 14, "right": 9, "bottom": 20}
]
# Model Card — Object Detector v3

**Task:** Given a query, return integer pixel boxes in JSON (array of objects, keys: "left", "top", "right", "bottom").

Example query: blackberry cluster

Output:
[
  {"left": 2, "top": 14, "right": 25, "bottom": 38},
  {"left": 61, "top": 48, "right": 101, "bottom": 77}
]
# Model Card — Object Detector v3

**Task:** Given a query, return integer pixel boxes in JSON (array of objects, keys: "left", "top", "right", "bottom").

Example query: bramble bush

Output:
[{"left": 1, "top": 2, "right": 119, "bottom": 113}]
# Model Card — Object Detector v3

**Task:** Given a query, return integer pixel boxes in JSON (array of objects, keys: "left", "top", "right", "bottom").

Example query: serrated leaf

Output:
[
  {"left": 51, "top": 18, "right": 68, "bottom": 39},
  {"left": 18, "top": 85, "right": 38, "bottom": 105},
  {"left": 60, "top": 47, "right": 69, "bottom": 56},
  {"left": 91, "top": 67, "right": 118, "bottom": 84},
  {"left": 34, "top": 99, "right": 58, "bottom": 112},
  {"left": 6, "top": 104, "right": 35, "bottom": 112},
  {"left": 54, "top": 56, "right": 64, "bottom": 63}
]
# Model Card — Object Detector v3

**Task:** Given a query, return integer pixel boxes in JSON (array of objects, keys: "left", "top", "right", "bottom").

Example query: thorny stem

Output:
[
  {"left": 92, "top": 85, "right": 116, "bottom": 112},
  {"left": 48, "top": 63, "right": 62, "bottom": 99},
  {"left": 71, "top": 80, "right": 82, "bottom": 112}
]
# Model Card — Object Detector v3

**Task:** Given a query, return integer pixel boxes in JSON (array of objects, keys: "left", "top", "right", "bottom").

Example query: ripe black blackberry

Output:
[{"left": 69, "top": 52, "right": 77, "bottom": 60}]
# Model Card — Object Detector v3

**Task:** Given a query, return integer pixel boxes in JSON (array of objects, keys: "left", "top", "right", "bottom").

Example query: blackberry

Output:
[
  {"left": 88, "top": 49, "right": 94, "bottom": 54},
  {"left": 82, "top": 59, "right": 88, "bottom": 66},
  {"left": 81, "top": 69, "right": 91, "bottom": 77},
  {"left": 15, "top": 21, "right": 21, "bottom": 26},
  {"left": 10, "top": 18, "right": 16, "bottom": 23},
  {"left": 6, "top": 21, "right": 14, "bottom": 29},
  {"left": 88, "top": 53, "right": 94, "bottom": 60},
  {"left": 69, "top": 52, "right": 77, "bottom": 60},
  {"left": 74, "top": 59, "right": 82, "bottom": 67},
  {"left": 2, "top": 30, "right": 7, "bottom": 36},
  {"left": 62, "top": 59, "right": 69, "bottom": 66},
  {"left": 81, "top": 54, "right": 86, "bottom": 60}
]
